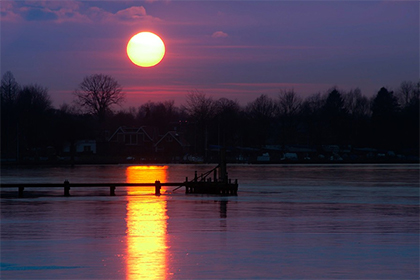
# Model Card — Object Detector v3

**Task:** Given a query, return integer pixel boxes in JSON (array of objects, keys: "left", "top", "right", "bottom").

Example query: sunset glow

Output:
[
  {"left": 126, "top": 32, "right": 165, "bottom": 67},
  {"left": 125, "top": 166, "right": 168, "bottom": 279},
  {"left": 2, "top": 2, "right": 417, "bottom": 106}
]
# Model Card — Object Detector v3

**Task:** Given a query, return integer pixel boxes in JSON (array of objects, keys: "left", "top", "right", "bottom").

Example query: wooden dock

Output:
[
  {"left": 0, "top": 179, "right": 238, "bottom": 197},
  {"left": 1, "top": 181, "right": 176, "bottom": 197},
  {"left": 0, "top": 151, "right": 238, "bottom": 197}
]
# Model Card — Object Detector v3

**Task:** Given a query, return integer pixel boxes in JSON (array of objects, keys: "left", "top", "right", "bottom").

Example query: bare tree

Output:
[
  {"left": 245, "top": 94, "right": 277, "bottom": 147},
  {"left": 343, "top": 88, "right": 370, "bottom": 117},
  {"left": 278, "top": 89, "right": 302, "bottom": 116},
  {"left": 245, "top": 94, "right": 276, "bottom": 120},
  {"left": 397, "top": 80, "right": 416, "bottom": 107},
  {"left": 1, "top": 71, "right": 20, "bottom": 158},
  {"left": 182, "top": 90, "right": 215, "bottom": 157},
  {"left": 183, "top": 90, "right": 215, "bottom": 123},
  {"left": 74, "top": 74, "right": 124, "bottom": 120},
  {"left": 214, "top": 98, "right": 241, "bottom": 146},
  {"left": 1, "top": 71, "right": 20, "bottom": 106},
  {"left": 17, "top": 84, "right": 52, "bottom": 113},
  {"left": 16, "top": 84, "right": 53, "bottom": 151},
  {"left": 137, "top": 100, "right": 178, "bottom": 131},
  {"left": 277, "top": 90, "right": 302, "bottom": 146}
]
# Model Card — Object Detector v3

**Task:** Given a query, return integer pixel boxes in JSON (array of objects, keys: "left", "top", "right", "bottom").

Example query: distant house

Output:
[
  {"left": 63, "top": 140, "right": 96, "bottom": 154},
  {"left": 154, "top": 131, "right": 190, "bottom": 161},
  {"left": 257, "top": 152, "right": 270, "bottom": 162},
  {"left": 109, "top": 126, "right": 155, "bottom": 145},
  {"left": 108, "top": 126, "right": 156, "bottom": 157}
]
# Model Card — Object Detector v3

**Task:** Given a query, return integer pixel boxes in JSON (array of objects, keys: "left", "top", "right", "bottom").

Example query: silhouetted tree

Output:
[
  {"left": 371, "top": 87, "right": 400, "bottom": 149},
  {"left": 301, "top": 92, "right": 324, "bottom": 145},
  {"left": 51, "top": 105, "right": 94, "bottom": 161},
  {"left": 372, "top": 87, "right": 399, "bottom": 119},
  {"left": 213, "top": 98, "right": 241, "bottom": 147},
  {"left": 183, "top": 90, "right": 215, "bottom": 123},
  {"left": 17, "top": 84, "right": 52, "bottom": 113},
  {"left": 1, "top": 71, "right": 20, "bottom": 159},
  {"left": 245, "top": 94, "right": 277, "bottom": 147},
  {"left": 321, "top": 88, "right": 348, "bottom": 144},
  {"left": 74, "top": 74, "right": 124, "bottom": 121},
  {"left": 137, "top": 100, "right": 178, "bottom": 132},
  {"left": 2, "top": 73, "right": 418, "bottom": 163},
  {"left": 182, "top": 90, "right": 215, "bottom": 157},
  {"left": 343, "top": 88, "right": 370, "bottom": 117},
  {"left": 398, "top": 81, "right": 420, "bottom": 152},
  {"left": 16, "top": 84, "right": 53, "bottom": 157},
  {"left": 1, "top": 71, "right": 19, "bottom": 107},
  {"left": 343, "top": 88, "right": 370, "bottom": 147},
  {"left": 397, "top": 81, "right": 416, "bottom": 107},
  {"left": 276, "top": 89, "right": 302, "bottom": 146}
]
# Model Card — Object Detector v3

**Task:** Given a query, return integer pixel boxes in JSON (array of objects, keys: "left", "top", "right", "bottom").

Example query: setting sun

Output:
[{"left": 127, "top": 32, "right": 165, "bottom": 67}]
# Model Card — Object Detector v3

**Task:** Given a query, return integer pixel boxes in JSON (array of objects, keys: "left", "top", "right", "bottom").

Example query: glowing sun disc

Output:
[{"left": 127, "top": 32, "right": 165, "bottom": 67}]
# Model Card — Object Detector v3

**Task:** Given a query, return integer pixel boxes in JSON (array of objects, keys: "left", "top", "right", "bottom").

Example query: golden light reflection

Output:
[{"left": 125, "top": 166, "right": 168, "bottom": 280}]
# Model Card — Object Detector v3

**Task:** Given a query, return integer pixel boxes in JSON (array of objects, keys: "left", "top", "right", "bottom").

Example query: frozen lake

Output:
[{"left": 1, "top": 164, "right": 419, "bottom": 279}]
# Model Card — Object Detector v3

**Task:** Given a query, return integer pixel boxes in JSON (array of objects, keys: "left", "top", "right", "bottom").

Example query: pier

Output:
[
  {"left": 0, "top": 164, "right": 238, "bottom": 197},
  {"left": 1, "top": 149, "right": 238, "bottom": 197},
  {"left": 0, "top": 178, "right": 238, "bottom": 197},
  {"left": 1, "top": 181, "right": 176, "bottom": 197}
]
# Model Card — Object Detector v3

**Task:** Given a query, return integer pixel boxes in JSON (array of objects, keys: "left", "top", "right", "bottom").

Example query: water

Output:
[{"left": 1, "top": 164, "right": 419, "bottom": 279}]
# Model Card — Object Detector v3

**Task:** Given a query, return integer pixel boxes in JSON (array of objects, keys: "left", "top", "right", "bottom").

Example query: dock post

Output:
[
  {"left": 18, "top": 186, "right": 24, "bottom": 198},
  {"left": 64, "top": 180, "right": 70, "bottom": 196},
  {"left": 110, "top": 186, "right": 116, "bottom": 196},
  {"left": 155, "top": 180, "right": 161, "bottom": 196},
  {"left": 185, "top": 177, "right": 189, "bottom": 194}
]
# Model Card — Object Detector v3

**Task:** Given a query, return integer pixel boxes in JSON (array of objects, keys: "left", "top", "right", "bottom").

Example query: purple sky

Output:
[{"left": 1, "top": 1, "right": 418, "bottom": 108}]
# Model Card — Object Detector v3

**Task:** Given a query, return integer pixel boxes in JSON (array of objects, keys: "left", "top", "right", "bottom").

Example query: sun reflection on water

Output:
[{"left": 125, "top": 166, "right": 168, "bottom": 280}]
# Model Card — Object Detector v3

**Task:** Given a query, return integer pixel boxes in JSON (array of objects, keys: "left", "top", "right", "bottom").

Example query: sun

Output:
[{"left": 127, "top": 32, "right": 165, "bottom": 67}]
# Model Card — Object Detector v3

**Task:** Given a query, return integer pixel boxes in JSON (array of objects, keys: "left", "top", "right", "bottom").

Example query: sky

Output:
[{"left": 1, "top": 0, "right": 419, "bottom": 109}]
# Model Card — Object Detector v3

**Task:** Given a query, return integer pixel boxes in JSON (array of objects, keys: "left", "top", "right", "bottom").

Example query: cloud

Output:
[
  {"left": 1, "top": 2, "right": 160, "bottom": 24},
  {"left": 0, "top": 1, "right": 21, "bottom": 22},
  {"left": 211, "top": 31, "right": 228, "bottom": 38},
  {"left": 116, "top": 6, "right": 147, "bottom": 20},
  {"left": 24, "top": 8, "right": 58, "bottom": 21}
]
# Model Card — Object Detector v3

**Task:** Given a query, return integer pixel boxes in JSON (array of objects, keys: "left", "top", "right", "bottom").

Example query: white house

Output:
[{"left": 63, "top": 140, "right": 96, "bottom": 154}]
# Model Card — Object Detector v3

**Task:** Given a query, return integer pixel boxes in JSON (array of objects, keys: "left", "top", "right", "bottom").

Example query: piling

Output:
[
  {"left": 110, "top": 186, "right": 116, "bottom": 196},
  {"left": 64, "top": 180, "right": 70, "bottom": 196},
  {"left": 18, "top": 186, "right": 24, "bottom": 198},
  {"left": 155, "top": 180, "right": 161, "bottom": 196}
]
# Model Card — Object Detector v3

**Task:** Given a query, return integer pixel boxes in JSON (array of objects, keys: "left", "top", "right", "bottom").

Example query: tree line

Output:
[{"left": 1, "top": 71, "right": 419, "bottom": 162}]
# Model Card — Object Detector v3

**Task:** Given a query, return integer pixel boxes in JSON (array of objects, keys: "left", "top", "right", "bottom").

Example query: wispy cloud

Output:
[{"left": 211, "top": 31, "right": 228, "bottom": 38}]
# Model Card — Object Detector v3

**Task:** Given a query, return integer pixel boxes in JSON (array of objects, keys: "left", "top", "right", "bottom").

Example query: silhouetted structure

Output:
[{"left": 1, "top": 71, "right": 418, "bottom": 164}]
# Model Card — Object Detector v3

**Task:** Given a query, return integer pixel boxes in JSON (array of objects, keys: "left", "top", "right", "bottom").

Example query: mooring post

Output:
[
  {"left": 18, "top": 186, "right": 24, "bottom": 198},
  {"left": 155, "top": 180, "right": 161, "bottom": 196},
  {"left": 110, "top": 186, "right": 116, "bottom": 196},
  {"left": 64, "top": 180, "right": 70, "bottom": 196}
]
